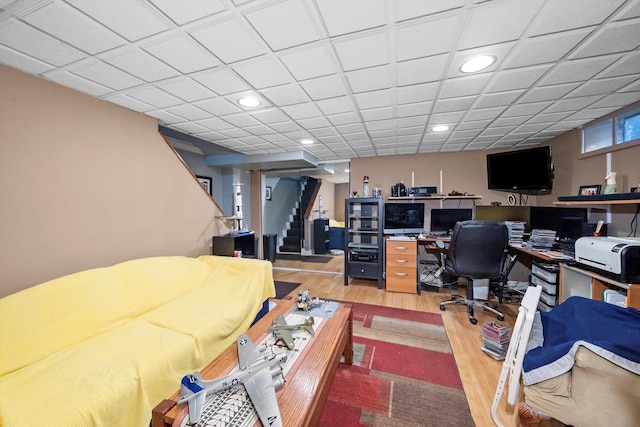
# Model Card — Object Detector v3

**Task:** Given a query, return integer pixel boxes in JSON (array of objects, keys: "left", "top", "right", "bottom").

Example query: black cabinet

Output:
[
  {"left": 344, "top": 198, "right": 384, "bottom": 288},
  {"left": 212, "top": 232, "right": 257, "bottom": 258},
  {"left": 313, "top": 218, "right": 330, "bottom": 254}
]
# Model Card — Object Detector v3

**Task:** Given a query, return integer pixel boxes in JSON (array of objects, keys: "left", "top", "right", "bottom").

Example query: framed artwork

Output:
[
  {"left": 265, "top": 186, "right": 272, "bottom": 200},
  {"left": 578, "top": 184, "right": 601, "bottom": 196},
  {"left": 196, "top": 175, "right": 212, "bottom": 195}
]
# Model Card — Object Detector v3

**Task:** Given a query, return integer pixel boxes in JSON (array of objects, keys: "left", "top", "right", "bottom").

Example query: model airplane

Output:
[
  {"left": 177, "top": 334, "right": 287, "bottom": 426},
  {"left": 267, "top": 314, "right": 315, "bottom": 350}
]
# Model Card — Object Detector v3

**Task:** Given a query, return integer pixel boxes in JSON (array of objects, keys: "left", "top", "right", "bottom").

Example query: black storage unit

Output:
[
  {"left": 313, "top": 218, "right": 330, "bottom": 254},
  {"left": 344, "top": 198, "right": 384, "bottom": 289},
  {"left": 212, "top": 232, "right": 257, "bottom": 258},
  {"left": 263, "top": 234, "right": 277, "bottom": 262}
]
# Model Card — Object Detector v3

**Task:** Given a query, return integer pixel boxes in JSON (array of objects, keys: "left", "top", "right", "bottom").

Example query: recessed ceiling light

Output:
[
  {"left": 432, "top": 125, "right": 450, "bottom": 132},
  {"left": 301, "top": 139, "right": 314, "bottom": 145},
  {"left": 238, "top": 96, "right": 261, "bottom": 108},
  {"left": 460, "top": 55, "right": 496, "bottom": 73}
]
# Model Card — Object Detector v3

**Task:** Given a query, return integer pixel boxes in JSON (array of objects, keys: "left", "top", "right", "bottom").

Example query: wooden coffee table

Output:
[{"left": 152, "top": 297, "right": 353, "bottom": 427}]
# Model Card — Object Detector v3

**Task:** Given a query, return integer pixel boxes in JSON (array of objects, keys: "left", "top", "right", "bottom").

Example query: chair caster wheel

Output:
[
  {"left": 440, "top": 304, "right": 445, "bottom": 311},
  {"left": 498, "top": 314, "right": 505, "bottom": 321},
  {"left": 470, "top": 318, "right": 477, "bottom": 325}
]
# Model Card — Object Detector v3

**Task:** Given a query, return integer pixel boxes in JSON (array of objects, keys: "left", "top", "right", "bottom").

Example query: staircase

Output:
[{"left": 278, "top": 177, "right": 321, "bottom": 253}]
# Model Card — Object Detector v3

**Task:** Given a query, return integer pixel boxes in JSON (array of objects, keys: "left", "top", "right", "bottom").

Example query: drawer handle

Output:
[
  {"left": 395, "top": 259, "right": 408, "bottom": 263},
  {"left": 394, "top": 272, "right": 408, "bottom": 276},
  {"left": 396, "top": 246, "right": 408, "bottom": 250},
  {"left": 360, "top": 268, "right": 365, "bottom": 273}
]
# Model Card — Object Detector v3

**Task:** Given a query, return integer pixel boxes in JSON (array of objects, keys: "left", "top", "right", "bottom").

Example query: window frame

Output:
[{"left": 580, "top": 101, "right": 640, "bottom": 159}]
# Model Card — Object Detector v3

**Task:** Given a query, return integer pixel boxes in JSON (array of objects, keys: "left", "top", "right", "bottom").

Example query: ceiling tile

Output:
[
  {"left": 102, "top": 47, "right": 180, "bottom": 82},
  {"left": 222, "top": 112, "right": 263, "bottom": 127},
  {"left": 244, "top": 0, "right": 321, "bottom": 51},
  {"left": 333, "top": 31, "right": 389, "bottom": 71},
  {"left": 193, "top": 97, "right": 242, "bottom": 116},
  {"left": 68, "top": 59, "right": 143, "bottom": 90},
  {"left": 397, "top": 102, "right": 432, "bottom": 117},
  {"left": 146, "top": 109, "right": 185, "bottom": 125},
  {"left": 68, "top": 0, "right": 171, "bottom": 42},
  {"left": 502, "top": 28, "right": 592, "bottom": 69},
  {"left": 474, "top": 90, "right": 525, "bottom": 109},
  {"left": 599, "top": 51, "right": 640, "bottom": 78},
  {"left": 433, "top": 96, "right": 475, "bottom": 113},
  {"left": 345, "top": 64, "right": 392, "bottom": 93},
  {"left": 189, "top": 18, "right": 266, "bottom": 64},
  {"left": 396, "top": 0, "right": 465, "bottom": 22},
  {"left": 164, "top": 104, "right": 210, "bottom": 121},
  {"left": 249, "top": 108, "right": 290, "bottom": 124},
  {"left": 527, "top": 0, "right": 625, "bottom": 37},
  {"left": 315, "top": 0, "right": 387, "bottom": 37},
  {"left": 143, "top": 34, "right": 221, "bottom": 73},
  {"left": 0, "top": 45, "right": 53, "bottom": 74},
  {"left": 260, "top": 83, "right": 310, "bottom": 106},
  {"left": 0, "top": 20, "right": 85, "bottom": 66},
  {"left": 354, "top": 89, "right": 394, "bottom": 109},
  {"left": 544, "top": 95, "right": 603, "bottom": 113},
  {"left": 571, "top": 19, "right": 640, "bottom": 59},
  {"left": 296, "top": 116, "right": 332, "bottom": 129},
  {"left": 517, "top": 83, "right": 579, "bottom": 104},
  {"left": 43, "top": 69, "right": 111, "bottom": 96},
  {"left": 301, "top": 75, "right": 348, "bottom": 100},
  {"left": 193, "top": 68, "right": 250, "bottom": 95},
  {"left": 540, "top": 55, "right": 621, "bottom": 86},
  {"left": 488, "top": 64, "right": 552, "bottom": 92},
  {"left": 150, "top": 0, "right": 227, "bottom": 25},
  {"left": 22, "top": 2, "right": 126, "bottom": 54},
  {"left": 463, "top": 106, "right": 506, "bottom": 121},
  {"left": 397, "top": 15, "right": 460, "bottom": 61},
  {"left": 233, "top": 56, "right": 293, "bottom": 89},
  {"left": 279, "top": 44, "right": 337, "bottom": 81},
  {"left": 397, "top": 82, "right": 438, "bottom": 104},
  {"left": 361, "top": 106, "right": 393, "bottom": 121},
  {"left": 327, "top": 111, "right": 360, "bottom": 126},
  {"left": 502, "top": 101, "right": 552, "bottom": 117},
  {"left": 156, "top": 77, "right": 215, "bottom": 102},
  {"left": 397, "top": 54, "right": 448, "bottom": 86},
  {"left": 126, "top": 86, "right": 183, "bottom": 108},
  {"left": 440, "top": 74, "right": 491, "bottom": 98},
  {"left": 280, "top": 102, "right": 323, "bottom": 120},
  {"left": 101, "top": 93, "right": 154, "bottom": 112},
  {"left": 458, "top": 0, "right": 544, "bottom": 50},
  {"left": 569, "top": 75, "right": 639, "bottom": 98},
  {"left": 315, "top": 96, "right": 356, "bottom": 115}
]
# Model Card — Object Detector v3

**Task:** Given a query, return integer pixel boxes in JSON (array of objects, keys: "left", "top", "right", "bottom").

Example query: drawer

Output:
[
  {"left": 531, "top": 275, "right": 557, "bottom": 295},
  {"left": 532, "top": 264, "right": 558, "bottom": 283},
  {"left": 348, "top": 262, "right": 378, "bottom": 278},
  {"left": 386, "top": 240, "right": 417, "bottom": 256},
  {"left": 540, "top": 291, "right": 557, "bottom": 306},
  {"left": 387, "top": 253, "right": 417, "bottom": 268},
  {"left": 386, "top": 266, "right": 417, "bottom": 293}
]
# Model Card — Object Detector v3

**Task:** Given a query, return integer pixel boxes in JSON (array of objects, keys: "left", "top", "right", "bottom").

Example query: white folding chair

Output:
[{"left": 491, "top": 285, "right": 542, "bottom": 427}]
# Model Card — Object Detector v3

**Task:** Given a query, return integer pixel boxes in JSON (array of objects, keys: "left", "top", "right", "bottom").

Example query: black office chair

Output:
[{"left": 439, "top": 220, "right": 516, "bottom": 324}]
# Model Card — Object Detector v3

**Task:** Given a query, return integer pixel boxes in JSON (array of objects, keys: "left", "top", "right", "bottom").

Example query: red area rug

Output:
[{"left": 319, "top": 303, "right": 475, "bottom": 426}]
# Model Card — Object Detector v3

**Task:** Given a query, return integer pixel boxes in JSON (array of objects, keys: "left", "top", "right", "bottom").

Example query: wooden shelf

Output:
[{"left": 554, "top": 193, "right": 640, "bottom": 206}]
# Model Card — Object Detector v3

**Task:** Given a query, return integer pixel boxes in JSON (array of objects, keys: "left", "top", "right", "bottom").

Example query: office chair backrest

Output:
[{"left": 447, "top": 220, "right": 509, "bottom": 279}]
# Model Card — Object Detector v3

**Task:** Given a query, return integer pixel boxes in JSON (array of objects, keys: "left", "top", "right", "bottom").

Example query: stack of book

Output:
[
  {"left": 524, "top": 229, "right": 557, "bottom": 251},
  {"left": 481, "top": 321, "right": 512, "bottom": 360},
  {"left": 505, "top": 221, "right": 526, "bottom": 246}
]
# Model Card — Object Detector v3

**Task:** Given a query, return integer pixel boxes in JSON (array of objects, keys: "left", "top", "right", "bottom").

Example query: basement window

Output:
[{"left": 581, "top": 104, "right": 640, "bottom": 156}]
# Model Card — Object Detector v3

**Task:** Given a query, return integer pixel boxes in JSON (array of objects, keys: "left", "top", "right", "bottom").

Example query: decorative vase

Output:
[{"left": 603, "top": 172, "right": 617, "bottom": 194}]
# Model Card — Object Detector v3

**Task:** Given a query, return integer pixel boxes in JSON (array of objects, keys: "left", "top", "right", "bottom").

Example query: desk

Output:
[{"left": 560, "top": 263, "right": 640, "bottom": 309}]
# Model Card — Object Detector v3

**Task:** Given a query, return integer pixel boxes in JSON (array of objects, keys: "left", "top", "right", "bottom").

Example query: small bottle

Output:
[{"left": 363, "top": 176, "right": 369, "bottom": 197}]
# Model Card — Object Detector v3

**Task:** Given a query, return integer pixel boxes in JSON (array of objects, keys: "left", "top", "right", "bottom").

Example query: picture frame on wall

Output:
[
  {"left": 196, "top": 175, "right": 212, "bottom": 196},
  {"left": 578, "top": 184, "right": 601, "bottom": 196},
  {"left": 265, "top": 186, "right": 272, "bottom": 200}
]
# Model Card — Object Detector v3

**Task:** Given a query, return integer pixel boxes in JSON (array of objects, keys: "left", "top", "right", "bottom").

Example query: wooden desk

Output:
[
  {"left": 151, "top": 298, "right": 353, "bottom": 427},
  {"left": 560, "top": 263, "right": 640, "bottom": 309}
]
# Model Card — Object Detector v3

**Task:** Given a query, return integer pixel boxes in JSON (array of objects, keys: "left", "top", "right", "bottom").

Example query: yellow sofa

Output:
[{"left": 0, "top": 255, "right": 275, "bottom": 427}]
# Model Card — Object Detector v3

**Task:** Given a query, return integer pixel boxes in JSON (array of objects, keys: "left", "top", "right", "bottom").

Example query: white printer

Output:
[{"left": 575, "top": 237, "right": 640, "bottom": 283}]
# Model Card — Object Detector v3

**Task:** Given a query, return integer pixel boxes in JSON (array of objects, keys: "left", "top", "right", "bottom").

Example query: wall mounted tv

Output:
[
  {"left": 384, "top": 203, "right": 425, "bottom": 235},
  {"left": 486, "top": 146, "right": 554, "bottom": 194}
]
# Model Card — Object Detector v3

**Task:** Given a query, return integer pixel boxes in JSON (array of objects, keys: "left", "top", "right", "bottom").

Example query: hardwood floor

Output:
[{"left": 272, "top": 267, "right": 522, "bottom": 427}]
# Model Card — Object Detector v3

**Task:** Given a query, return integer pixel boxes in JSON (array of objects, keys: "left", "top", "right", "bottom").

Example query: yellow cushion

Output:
[
  {"left": 0, "top": 321, "right": 199, "bottom": 427},
  {"left": 0, "top": 256, "right": 209, "bottom": 375}
]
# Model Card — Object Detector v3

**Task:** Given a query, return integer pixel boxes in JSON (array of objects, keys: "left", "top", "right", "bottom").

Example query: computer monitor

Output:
[
  {"left": 529, "top": 207, "right": 588, "bottom": 239},
  {"left": 475, "top": 206, "right": 531, "bottom": 233},
  {"left": 430, "top": 208, "right": 473, "bottom": 235}
]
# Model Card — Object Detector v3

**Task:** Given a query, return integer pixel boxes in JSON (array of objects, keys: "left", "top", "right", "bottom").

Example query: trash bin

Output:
[{"left": 263, "top": 234, "right": 277, "bottom": 262}]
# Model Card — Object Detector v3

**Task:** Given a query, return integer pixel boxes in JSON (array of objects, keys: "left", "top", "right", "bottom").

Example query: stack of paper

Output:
[
  {"left": 525, "top": 229, "right": 556, "bottom": 251},
  {"left": 481, "top": 321, "right": 512, "bottom": 360},
  {"left": 505, "top": 221, "right": 526, "bottom": 245}
]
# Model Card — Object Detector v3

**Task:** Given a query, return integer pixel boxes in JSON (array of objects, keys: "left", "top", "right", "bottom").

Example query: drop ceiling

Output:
[{"left": 1, "top": 0, "right": 639, "bottom": 166}]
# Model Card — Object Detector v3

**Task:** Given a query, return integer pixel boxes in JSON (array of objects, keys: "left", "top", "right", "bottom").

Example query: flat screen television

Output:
[
  {"left": 430, "top": 208, "right": 473, "bottom": 235},
  {"left": 384, "top": 203, "right": 425, "bottom": 234},
  {"left": 487, "top": 146, "right": 554, "bottom": 194}
]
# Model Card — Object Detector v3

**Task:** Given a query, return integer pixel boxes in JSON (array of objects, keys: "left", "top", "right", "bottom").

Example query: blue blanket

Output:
[{"left": 523, "top": 296, "right": 640, "bottom": 385}]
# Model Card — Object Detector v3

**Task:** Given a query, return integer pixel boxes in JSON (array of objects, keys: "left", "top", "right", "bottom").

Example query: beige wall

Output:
[{"left": 0, "top": 65, "right": 228, "bottom": 297}]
